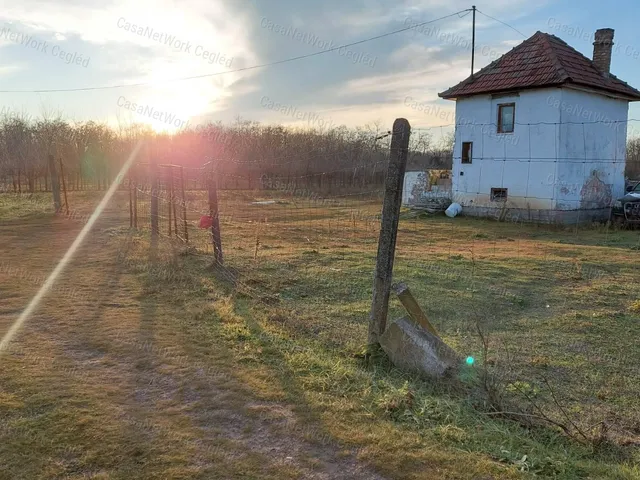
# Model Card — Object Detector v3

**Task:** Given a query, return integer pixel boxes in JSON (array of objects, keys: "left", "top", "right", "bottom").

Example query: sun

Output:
[
  {"left": 117, "top": 62, "right": 225, "bottom": 134},
  {"left": 140, "top": 87, "right": 205, "bottom": 134}
]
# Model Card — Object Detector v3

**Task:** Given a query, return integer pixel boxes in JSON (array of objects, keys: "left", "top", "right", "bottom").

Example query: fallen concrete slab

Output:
[{"left": 380, "top": 316, "right": 461, "bottom": 378}]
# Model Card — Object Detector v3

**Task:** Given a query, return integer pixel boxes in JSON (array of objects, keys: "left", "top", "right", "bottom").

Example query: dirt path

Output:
[{"left": 0, "top": 199, "right": 385, "bottom": 479}]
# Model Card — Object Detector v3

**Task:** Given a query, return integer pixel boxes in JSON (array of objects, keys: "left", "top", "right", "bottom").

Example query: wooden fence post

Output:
[
  {"left": 58, "top": 158, "right": 69, "bottom": 216},
  {"left": 367, "top": 118, "right": 411, "bottom": 348},
  {"left": 392, "top": 282, "right": 439, "bottom": 336},
  {"left": 180, "top": 166, "right": 189, "bottom": 243},
  {"left": 167, "top": 168, "right": 172, "bottom": 236},
  {"left": 151, "top": 156, "right": 159, "bottom": 236},
  {"left": 48, "top": 154, "right": 62, "bottom": 213},
  {"left": 171, "top": 167, "right": 178, "bottom": 235},
  {"left": 208, "top": 167, "right": 223, "bottom": 265},
  {"left": 129, "top": 172, "right": 133, "bottom": 228},
  {"left": 133, "top": 165, "right": 138, "bottom": 229}
]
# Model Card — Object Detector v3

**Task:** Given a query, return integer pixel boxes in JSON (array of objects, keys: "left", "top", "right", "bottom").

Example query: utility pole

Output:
[{"left": 471, "top": 5, "right": 476, "bottom": 78}]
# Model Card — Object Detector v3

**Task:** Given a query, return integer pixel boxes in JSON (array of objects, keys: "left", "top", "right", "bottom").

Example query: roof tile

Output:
[{"left": 439, "top": 31, "right": 640, "bottom": 100}]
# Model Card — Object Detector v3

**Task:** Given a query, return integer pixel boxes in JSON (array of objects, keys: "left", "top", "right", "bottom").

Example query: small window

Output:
[
  {"left": 497, "top": 103, "right": 515, "bottom": 133},
  {"left": 491, "top": 188, "right": 508, "bottom": 202},
  {"left": 461, "top": 142, "right": 472, "bottom": 164}
]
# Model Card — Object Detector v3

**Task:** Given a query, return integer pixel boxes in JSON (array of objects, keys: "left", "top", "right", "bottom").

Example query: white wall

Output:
[
  {"left": 451, "top": 87, "right": 629, "bottom": 215},
  {"left": 402, "top": 171, "right": 427, "bottom": 205},
  {"left": 402, "top": 171, "right": 451, "bottom": 205},
  {"left": 452, "top": 89, "right": 560, "bottom": 210},
  {"left": 553, "top": 87, "right": 628, "bottom": 210}
]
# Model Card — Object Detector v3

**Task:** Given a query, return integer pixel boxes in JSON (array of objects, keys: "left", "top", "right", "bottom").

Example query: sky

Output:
[{"left": 1, "top": 0, "right": 639, "bottom": 138}]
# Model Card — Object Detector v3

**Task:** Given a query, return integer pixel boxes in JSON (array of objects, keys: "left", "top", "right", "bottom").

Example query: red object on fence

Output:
[{"left": 199, "top": 215, "right": 213, "bottom": 229}]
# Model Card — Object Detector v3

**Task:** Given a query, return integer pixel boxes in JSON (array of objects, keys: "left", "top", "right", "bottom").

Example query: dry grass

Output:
[{"left": 0, "top": 189, "right": 639, "bottom": 479}]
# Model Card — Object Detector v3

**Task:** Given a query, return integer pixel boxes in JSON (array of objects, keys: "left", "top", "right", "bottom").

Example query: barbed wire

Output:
[{"left": 413, "top": 118, "right": 640, "bottom": 131}]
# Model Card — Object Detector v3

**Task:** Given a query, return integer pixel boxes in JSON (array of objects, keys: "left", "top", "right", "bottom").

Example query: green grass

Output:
[{"left": 0, "top": 190, "right": 639, "bottom": 479}]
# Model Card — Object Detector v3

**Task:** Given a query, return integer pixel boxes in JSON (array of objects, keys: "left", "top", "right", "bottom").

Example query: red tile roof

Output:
[{"left": 439, "top": 31, "right": 640, "bottom": 100}]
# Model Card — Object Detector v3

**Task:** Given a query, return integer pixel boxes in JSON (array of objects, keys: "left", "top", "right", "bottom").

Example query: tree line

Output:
[
  {"left": 3, "top": 114, "right": 635, "bottom": 195},
  {"left": 625, "top": 138, "right": 640, "bottom": 180},
  {"left": 0, "top": 116, "right": 453, "bottom": 193}
]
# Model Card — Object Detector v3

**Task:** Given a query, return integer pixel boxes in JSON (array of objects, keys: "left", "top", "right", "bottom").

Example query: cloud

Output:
[
  {"left": 337, "top": 65, "right": 453, "bottom": 99},
  {"left": 334, "top": 44, "right": 477, "bottom": 102},
  {"left": 0, "top": 0, "right": 552, "bottom": 131},
  {"left": 0, "top": 0, "right": 259, "bottom": 81},
  {"left": 0, "top": 64, "right": 24, "bottom": 76},
  {"left": 328, "top": 0, "right": 542, "bottom": 34},
  {"left": 502, "top": 39, "right": 521, "bottom": 47},
  {"left": 0, "top": 0, "right": 261, "bottom": 130}
]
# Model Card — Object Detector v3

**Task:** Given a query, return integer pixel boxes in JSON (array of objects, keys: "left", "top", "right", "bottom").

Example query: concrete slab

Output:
[{"left": 380, "top": 317, "right": 461, "bottom": 378}]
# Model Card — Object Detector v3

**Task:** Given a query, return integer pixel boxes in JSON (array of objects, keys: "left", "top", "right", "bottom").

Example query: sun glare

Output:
[
  {"left": 139, "top": 82, "right": 224, "bottom": 134},
  {"left": 113, "top": 59, "right": 228, "bottom": 134},
  {"left": 142, "top": 64, "right": 224, "bottom": 133},
  {"left": 0, "top": 142, "right": 143, "bottom": 355}
]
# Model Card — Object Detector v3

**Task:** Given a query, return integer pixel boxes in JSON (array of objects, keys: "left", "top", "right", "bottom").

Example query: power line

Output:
[
  {"left": 476, "top": 9, "right": 527, "bottom": 38},
  {"left": 0, "top": 9, "right": 471, "bottom": 94}
]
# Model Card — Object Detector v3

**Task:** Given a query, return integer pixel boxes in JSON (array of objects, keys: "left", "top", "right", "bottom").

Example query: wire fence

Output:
[
  {"left": 126, "top": 158, "right": 388, "bottom": 255},
  {"left": 113, "top": 119, "right": 640, "bottom": 450}
]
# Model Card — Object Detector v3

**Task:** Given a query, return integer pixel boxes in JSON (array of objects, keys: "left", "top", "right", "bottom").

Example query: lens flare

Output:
[
  {"left": 465, "top": 356, "right": 475, "bottom": 366},
  {"left": 0, "top": 141, "right": 143, "bottom": 354}
]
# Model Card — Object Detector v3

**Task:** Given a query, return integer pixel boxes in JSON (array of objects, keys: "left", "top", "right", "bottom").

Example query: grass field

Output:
[{"left": 0, "top": 189, "right": 639, "bottom": 479}]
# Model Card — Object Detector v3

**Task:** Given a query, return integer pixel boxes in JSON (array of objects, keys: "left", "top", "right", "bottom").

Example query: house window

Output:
[
  {"left": 497, "top": 103, "right": 515, "bottom": 133},
  {"left": 491, "top": 188, "right": 508, "bottom": 202},
  {"left": 461, "top": 142, "right": 472, "bottom": 164}
]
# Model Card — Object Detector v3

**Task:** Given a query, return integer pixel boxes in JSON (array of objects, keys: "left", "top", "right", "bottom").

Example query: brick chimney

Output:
[{"left": 592, "top": 28, "right": 614, "bottom": 76}]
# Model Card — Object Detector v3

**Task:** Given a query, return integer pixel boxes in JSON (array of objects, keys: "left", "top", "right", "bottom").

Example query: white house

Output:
[{"left": 439, "top": 28, "right": 640, "bottom": 223}]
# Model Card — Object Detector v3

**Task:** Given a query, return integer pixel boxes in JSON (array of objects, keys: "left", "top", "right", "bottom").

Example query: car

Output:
[{"left": 610, "top": 181, "right": 640, "bottom": 226}]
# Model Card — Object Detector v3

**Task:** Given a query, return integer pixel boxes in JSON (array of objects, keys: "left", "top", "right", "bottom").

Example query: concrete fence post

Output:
[{"left": 368, "top": 118, "right": 411, "bottom": 348}]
